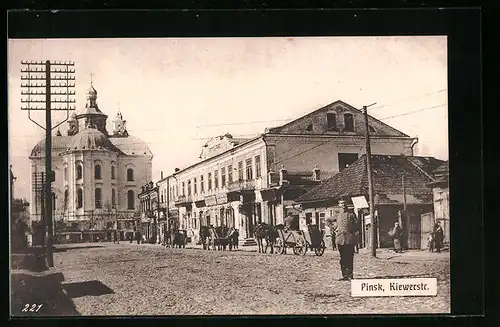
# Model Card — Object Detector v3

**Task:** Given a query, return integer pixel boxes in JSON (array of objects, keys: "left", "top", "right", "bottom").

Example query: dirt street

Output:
[{"left": 11, "top": 243, "right": 450, "bottom": 316}]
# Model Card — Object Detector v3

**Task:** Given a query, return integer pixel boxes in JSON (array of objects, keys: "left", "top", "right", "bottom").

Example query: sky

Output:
[{"left": 8, "top": 36, "right": 448, "bottom": 201}]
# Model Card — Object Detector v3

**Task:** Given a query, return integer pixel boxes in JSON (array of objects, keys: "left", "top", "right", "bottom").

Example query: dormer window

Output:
[
  {"left": 344, "top": 114, "right": 354, "bottom": 132},
  {"left": 369, "top": 125, "right": 376, "bottom": 133},
  {"left": 306, "top": 123, "right": 313, "bottom": 132}
]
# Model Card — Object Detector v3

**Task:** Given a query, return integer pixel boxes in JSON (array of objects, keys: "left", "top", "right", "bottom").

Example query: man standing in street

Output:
[{"left": 335, "top": 200, "right": 359, "bottom": 281}]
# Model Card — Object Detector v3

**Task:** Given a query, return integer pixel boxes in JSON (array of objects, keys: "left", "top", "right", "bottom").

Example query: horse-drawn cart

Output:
[
  {"left": 274, "top": 225, "right": 325, "bottom": 256},
  {"left": 303, "top": 225, "right": 326, "bottom": 256},
  {"left": 275, "top": 228, "right": 307, "bottom": 255}
]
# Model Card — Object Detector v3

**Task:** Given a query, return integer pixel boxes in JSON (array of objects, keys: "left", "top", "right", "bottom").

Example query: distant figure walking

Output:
[
  {"left": 389, "top": 221, "right": 403, "bottom": 253},
  {"left": 335, "top": 201, "right": 359, "bottom": 281},
  {"left": 326, "top": 218, "right": 337, "bottom": 251},
  {"left": 432, "top": 222, "right": 444, "bottom": 253}
]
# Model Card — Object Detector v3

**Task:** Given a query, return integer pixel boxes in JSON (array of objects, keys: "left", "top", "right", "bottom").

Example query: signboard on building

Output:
[
  {"left": 205, "top": 195, "right": 217, "bottom": 206},
  {"left": 216, "top": 193, "right": 228, "bottom": 204},
  {"left": 351, "top": 196, "right": 369, "bottom": 210}
]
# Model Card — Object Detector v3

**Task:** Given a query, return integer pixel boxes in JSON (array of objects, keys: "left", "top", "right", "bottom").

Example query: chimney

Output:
[
  {"left": 161, "top": 171, "right": 163, "bottom": 179},
  {"left": 312, "top": 165, "right": 320, "bottom": 181},
  {"left": 279, "top": 165, "right": 287, "bottom": 184}
]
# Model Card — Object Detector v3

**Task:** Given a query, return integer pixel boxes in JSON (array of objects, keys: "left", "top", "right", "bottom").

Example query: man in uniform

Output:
[{"left": 335, "top": 200, "right": 359, "bottom": 281}]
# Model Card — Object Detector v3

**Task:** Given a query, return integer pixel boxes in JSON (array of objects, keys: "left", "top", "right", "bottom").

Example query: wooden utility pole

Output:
[
  {"left": 363, "top": 103, "right": 377, "bottom": 257},
  {"left": 402, "top": 171, "right": 408, "bottom": 250},
  {"left": 21, "top": 60, "right": 75, "bottom": 267}
]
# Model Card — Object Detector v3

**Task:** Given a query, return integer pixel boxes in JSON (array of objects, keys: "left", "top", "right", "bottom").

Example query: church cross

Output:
[{"left": 90, "top": 73, "right": 94, "bottom": 86}]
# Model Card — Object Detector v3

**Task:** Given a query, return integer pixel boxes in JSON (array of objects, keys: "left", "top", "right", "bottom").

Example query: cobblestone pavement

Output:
[{"left": 11, "top": 242, "right": 450, "bottom": 316}]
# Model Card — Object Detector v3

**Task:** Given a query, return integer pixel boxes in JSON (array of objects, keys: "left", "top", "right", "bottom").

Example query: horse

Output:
[
  {"left": 199, "top": 226, "right": 211, "bottom": 250},
  {"left": 254, "top": 223, "right": 279, "bottom": 254},
  {"left": 214, "top": 225, "right": 230, "bottom": 251},
  {"left": 172, "top": 230, "right": 186, "bottom": 248}
]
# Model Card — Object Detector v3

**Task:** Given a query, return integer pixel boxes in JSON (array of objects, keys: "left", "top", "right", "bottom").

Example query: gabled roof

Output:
[
  {"left": 266, "top": 100, "right": 410, "bottom": 137},
  {"left": 296, "top": 155, "right": 445, "bottom": 204}
]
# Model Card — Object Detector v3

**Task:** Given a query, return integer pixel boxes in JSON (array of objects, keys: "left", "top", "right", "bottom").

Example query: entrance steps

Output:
[{"left": 241, "top": 238, "right": 257, "bottom": 247}]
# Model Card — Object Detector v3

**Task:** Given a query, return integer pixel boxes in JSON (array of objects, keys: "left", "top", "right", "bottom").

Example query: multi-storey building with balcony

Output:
[
  {"left": 138, "top": 181, "right": 159, "bottom": 242},
  {"left": 158, "top": 100, "right": 417, "bottom": 243}
]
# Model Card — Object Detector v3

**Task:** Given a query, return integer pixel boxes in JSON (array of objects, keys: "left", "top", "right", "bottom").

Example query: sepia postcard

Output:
[{"left": 9, "top": 35, "right": 451, "bottom": 316}]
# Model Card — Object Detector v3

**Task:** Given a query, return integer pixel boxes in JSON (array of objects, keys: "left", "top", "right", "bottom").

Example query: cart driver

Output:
[{"left": 284, "top": 212, "right": 297, "bottom": 232}]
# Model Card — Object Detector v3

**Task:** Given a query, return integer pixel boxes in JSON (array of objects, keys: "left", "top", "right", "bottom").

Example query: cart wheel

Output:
[
  {"left": 293, "top": 237, "right": 307, "bottom": 256},
  {"left": 275, "top": 238, "right": 284, "bottom": 254},
  {"left": 314, "top": 240, "right": 325, "bottom": 256}
]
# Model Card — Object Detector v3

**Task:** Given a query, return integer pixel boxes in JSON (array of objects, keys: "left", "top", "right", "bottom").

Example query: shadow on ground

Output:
[
  {"left": 11, "top": 271, "right": 115, "bottom": 316},
  {"left": 11, "top": 248, "right": 47, "bottom": 272},
  {"left": 11, "top": 272, "right": 80, "bottom": 316},
  {"left": 62, "top": 280, "right": 114, "bottom": 298}
]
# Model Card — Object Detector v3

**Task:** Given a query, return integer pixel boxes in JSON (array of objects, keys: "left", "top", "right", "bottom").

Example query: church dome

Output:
[
  {"left": 29, "top": 134, "right": 73, "bottom": 158},
  {"left": 69, "top": 128, "right": 123, "bottom": 153}
]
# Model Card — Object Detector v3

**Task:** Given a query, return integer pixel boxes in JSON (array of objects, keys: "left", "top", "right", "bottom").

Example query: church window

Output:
[
  {"left": 76, "top": 164, "right": 83, "bottom": 180},
  {"left": 127, "top": 168, "right": 134, "bottom": 181},
  {"left": 194, "top": 178, "right": 197, "bottom": 194},
  {"left": 64, "top": 167, "right": 68, "bottom": 181},
  {"left": 111, "top": 166, "right": 115, "bottom": 179},
  {"left": 127, "top": 190, "right": 135, "bottom": 209},
  {"left": 95, "top": 188, "right": 102, "bottom": 208},
  {"left": 64, "top": 190, "right": 69, "bottom": 210},
  {"left": 208, "top": 173, "right": 212, "bottom": 190},
  {"left": 200, "top": 175, "right": 204, "bottom": 193},
  {"left": 95, "top": 165, "right": 101, "bottom": 179},
  {"left": 76, "top": 188, "right": 83, "bottom": 208},
  {"left": 214, "top": 170, "right": 219, "bottom": 189},
  {"left": 112, "top": 189, "right": 116, "bottom": 206}
]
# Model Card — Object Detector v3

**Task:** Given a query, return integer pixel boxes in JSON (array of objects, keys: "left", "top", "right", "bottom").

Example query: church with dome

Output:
[{"left": 29, "top": 82, "right": 153, "bottom": 242}]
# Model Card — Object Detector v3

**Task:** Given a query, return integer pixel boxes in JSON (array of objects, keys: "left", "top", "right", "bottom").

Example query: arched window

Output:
[
  {"left": 112, "top": 189, "right": 116, "bottom": 206},
  {"left": 64, "top": 167, "right": 68, "bottom": 181},
  {"left": 51, "top": 170, "right": 55, "bottom": 182},
  {"left": 127, "top": 168, "right": 134, "bottom": 181},
  {"left": 76, "top": 188, "right": 83, "bottom": 208},
  {"left": 111, "top": 166, "right": 115, "bottom": 180},
  {"left": 64, "top": 189, "right": 69, "bottom": 210},
  {"left": 76, "top": 164, "right": 83, "bottom": 180},
  {"left": 127, "top": 190, "right": 135, "bottom": 209},
  {"left": 95, "top": 188, "right": 102, "bottom": 208},
  {"left": 95, "top": 165, "right": 102, "bottom": 179}
]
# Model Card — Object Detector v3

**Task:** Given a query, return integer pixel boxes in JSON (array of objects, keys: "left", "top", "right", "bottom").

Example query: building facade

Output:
[
  {"left": 295, "top": 154, "right": 445, "bottom": 249},
  {"left": 158, "top": 100, "right": 418, "bottom": 242},
  {"left": 428, "top": 161, "right": 449, "bottom": 245},
  {"left": 138, "top": 181, "right": 159, "bottom": 242},
  {"left": 29, "top": 82, "right": 153, "bottom": 242}
]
